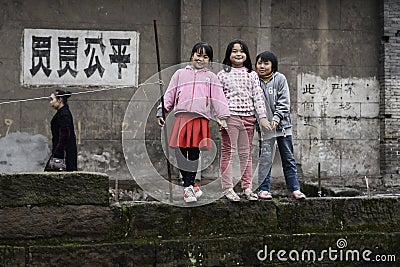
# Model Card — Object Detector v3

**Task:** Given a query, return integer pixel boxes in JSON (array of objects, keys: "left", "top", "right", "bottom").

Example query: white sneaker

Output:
[
  {"left": 258, "top": 190, "right": 273, "bottom": 200},
  {"left": 193, "top": 183, "right": 203, "bottom": 198},
  {"left": 243, "top": 188, "right": 258, "bottom": 201},
  {"left": 183, "top": 186, "right": 197, "bottom": 203},
  {"left": 291, "top": 190, "right": 306, "bottom": 199}
]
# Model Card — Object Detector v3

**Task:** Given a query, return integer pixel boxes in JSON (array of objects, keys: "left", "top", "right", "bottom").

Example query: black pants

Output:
[{"left": 175, "top": 147, "right": 200, "bottom": 187}]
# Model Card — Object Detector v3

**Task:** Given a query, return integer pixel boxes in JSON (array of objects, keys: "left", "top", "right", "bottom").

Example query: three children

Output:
[{"left": 157, "top": 41, "right": 305, "bottom": 202}]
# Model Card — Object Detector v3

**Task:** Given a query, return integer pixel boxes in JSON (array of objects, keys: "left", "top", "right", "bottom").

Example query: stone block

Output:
[
  {"left": 0, "top": 246, "right": 25, "bottom": 267},
  {"left": 28, "top": 242, "right": 156, "bottom": 267},
  {"left": 0, "top": 205, "right": 113, "bottom": 241},
  {"left": 155, "top": 237, "right": 264, "bottom": 266},
  {"left": 338, "top": 197, "right": 400, "bottom": 231},
  {"left": 0, "top": 172, "right": 109, "bottom": 207},
  {"left": 123, "top": 201, "right": 278, "bottom": 240},
  {"left": 260, "top": 232, "right": 399, "bottom": 264}
]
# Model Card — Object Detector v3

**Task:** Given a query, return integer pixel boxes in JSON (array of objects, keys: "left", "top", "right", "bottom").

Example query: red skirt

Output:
[{"left": 169, "top": 113, "right": 211, "bottom": 150}]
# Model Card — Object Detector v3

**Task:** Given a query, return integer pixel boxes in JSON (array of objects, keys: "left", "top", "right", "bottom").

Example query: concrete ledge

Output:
[{"left": 0, "top": 172, "right": 109, "bottom": 207}]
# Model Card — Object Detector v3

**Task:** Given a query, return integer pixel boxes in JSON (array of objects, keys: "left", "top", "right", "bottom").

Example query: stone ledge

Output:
[
  {"left": 2, "top": 233, "right": 399, "bottom": 266},
  {"left": 0, "top": 205, "right": 113, "bottom": 243},
  {"left": 0, "top": 172, "right": 109, "bottom": 207},
  {"left": 119, "top": 196, "right": 400, "bottom": 240},
  {"left": 1, "top": 196, "right": 399, "bottom": 244}
]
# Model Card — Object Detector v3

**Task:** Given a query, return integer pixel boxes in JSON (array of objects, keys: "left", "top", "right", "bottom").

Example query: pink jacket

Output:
[{"left": 159, "top": 65, "right": 230, "bottom": 120}]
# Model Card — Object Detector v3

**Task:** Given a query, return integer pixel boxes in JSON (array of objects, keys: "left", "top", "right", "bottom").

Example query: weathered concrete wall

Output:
[
  {"left": 267, "top": 0, "right": 382, "bottom": 186},
  {"left": 0, "top": 132, "right": 50, "bottom": 172},
  {"left": 0, "top": 173, "right": 399, "bottom": 266},
  {"left": 0, "top": 0, "right": 397, "bottom": 189}
]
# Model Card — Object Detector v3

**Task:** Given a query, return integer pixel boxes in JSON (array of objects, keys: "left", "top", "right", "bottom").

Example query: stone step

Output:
[{"left": 0, "top": 172, "right": 109, "bottom": 207}]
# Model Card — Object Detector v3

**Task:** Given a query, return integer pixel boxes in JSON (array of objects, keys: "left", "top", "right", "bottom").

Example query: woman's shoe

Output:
[{"left": 224, "top": 188, "right": 240, "bottom": 202}]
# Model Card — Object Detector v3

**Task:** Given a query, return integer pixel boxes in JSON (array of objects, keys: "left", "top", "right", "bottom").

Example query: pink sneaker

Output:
[
  {"left": 258, "top": 190, "right": 272, "bottom": 200},
  {"left": 291, "top": 190, "right": 306, "bottom": 199}
]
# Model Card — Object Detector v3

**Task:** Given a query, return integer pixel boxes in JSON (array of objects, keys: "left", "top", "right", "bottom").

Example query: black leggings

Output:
[{"left": 175, "top": 147, "right": 200, "bottom": 187}]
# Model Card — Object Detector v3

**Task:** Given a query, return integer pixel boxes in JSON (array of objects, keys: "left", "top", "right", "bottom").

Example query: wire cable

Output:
[{"left": 0, "top": 81, "right": 163, "bottom": 105}]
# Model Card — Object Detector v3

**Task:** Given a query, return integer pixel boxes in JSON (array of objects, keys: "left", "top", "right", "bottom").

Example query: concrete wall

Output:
[{"left": 0, "top": 0, "right": 396, "bottom": 189}]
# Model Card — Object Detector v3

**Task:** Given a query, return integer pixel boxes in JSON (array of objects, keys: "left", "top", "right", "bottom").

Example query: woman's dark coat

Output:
[{"left": 46, "top": 104, "right": 78, "bottom": 171}]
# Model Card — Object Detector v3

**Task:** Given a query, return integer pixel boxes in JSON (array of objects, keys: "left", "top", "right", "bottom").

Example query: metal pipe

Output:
[{"left": 153, "top": 20, "right": 173, "bottom": 202}]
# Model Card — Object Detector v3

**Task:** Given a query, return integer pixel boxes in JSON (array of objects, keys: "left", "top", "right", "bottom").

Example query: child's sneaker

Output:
[
  {"left": 193, "top": 183, "right": 203, "bottom": 198},
  {"left": 243, "top": 188, "right": 258, "bottom": 201},
  {"left": 224, "top": 188, "right": 240, "bottom": 202},
  {"left": 291, "top": 190, "right": 306, "bottom": 199},
  {"left": 258, "top": 190, "right": 272, "bottom": 200},
  {"left": 183, "top": 186, "right": 197, "bottom": 203}
]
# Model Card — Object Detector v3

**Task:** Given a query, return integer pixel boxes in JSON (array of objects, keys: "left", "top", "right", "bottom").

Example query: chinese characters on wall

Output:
[
  {"left": 22, "top": 29, "right": 139, "bottom": 87},
  {"left": 296, "top": 73, "right": 380, "bottom": 176},
  {"left": 297, "top": 73, "right": 379, "bottom": 131}
]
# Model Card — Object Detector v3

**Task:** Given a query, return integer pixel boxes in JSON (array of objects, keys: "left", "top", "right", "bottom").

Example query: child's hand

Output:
[
  {"left": 259, "top": 118, "right": 273, "bottom": 131},
  {"left": 271, "top": 120, "right": 279, "bottom": 129},
  {"left": 157, "top": 117, "right": 165, "bottom": 127},
  {"left": 219, "top": 119, "right": 228, "bottom": 129},
  {"left": 216, "top": 117, "right": 228, "bottom": 131}
]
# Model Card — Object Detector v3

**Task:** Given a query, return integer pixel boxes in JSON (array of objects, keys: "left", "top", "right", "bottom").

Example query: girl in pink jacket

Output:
[{"left": 157, "top": 42, "right": 230, "bottom": 203}]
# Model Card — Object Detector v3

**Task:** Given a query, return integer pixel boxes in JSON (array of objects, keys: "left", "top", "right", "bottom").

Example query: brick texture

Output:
[{"left": 380, "top": 0, "right": 400, "bottom": 182}]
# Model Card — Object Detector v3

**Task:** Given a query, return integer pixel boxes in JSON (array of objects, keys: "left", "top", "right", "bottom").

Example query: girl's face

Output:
[
  {"left": 192, "top": 48, "right": 210, "bottom": 69},
  {"left": 49, "top": 93, "right": 63, "bottom": 110},
  {"left": 256, "top": 59, "right": 273, "bottom": 76},
  {"left": 229, "top": 43, "right": 246, "bottom": 68}
]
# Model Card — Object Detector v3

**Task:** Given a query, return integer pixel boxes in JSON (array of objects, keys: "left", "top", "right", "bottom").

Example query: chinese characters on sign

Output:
[{"left": 22, "top": 29, "right": 139, "bottom": 87}]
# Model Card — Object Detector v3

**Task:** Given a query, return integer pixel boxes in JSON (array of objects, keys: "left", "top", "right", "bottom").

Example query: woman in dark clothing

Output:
[{"left": 44, "top": 90, "right": 78, "bottom": 171}]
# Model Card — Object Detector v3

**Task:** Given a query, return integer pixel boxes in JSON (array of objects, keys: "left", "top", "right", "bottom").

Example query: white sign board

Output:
[{"left": 22, "top": 29, "right": 139, "bottom": 87}]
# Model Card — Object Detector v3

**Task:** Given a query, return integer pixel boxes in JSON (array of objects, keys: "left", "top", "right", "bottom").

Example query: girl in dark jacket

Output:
[{"left": 45, "top": 90, "right": 78, "bottom": 171}]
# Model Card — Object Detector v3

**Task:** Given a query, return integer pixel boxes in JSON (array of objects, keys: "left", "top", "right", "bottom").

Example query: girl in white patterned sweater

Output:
[{"left": 217, "top": 39, "right": 272, "bottom": 201}]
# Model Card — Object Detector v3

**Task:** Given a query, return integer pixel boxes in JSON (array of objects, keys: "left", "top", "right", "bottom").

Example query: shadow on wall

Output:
[{"left": 0, "top": 132, "right": 50, "bottom": 173}]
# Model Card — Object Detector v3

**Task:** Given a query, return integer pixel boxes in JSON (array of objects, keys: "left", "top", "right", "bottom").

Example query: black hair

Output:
[
  {"left": 53, "top": 89, "right": 72, "bottom": 104},
  {"left": 190, "top": 42, "right": 213, "bottom": 62},
  {"left": 255, "top": 51, "right": 278, "bottom": 72},
  {"left": 222, "top": 39, "right": 252, "bottom": 73}
]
